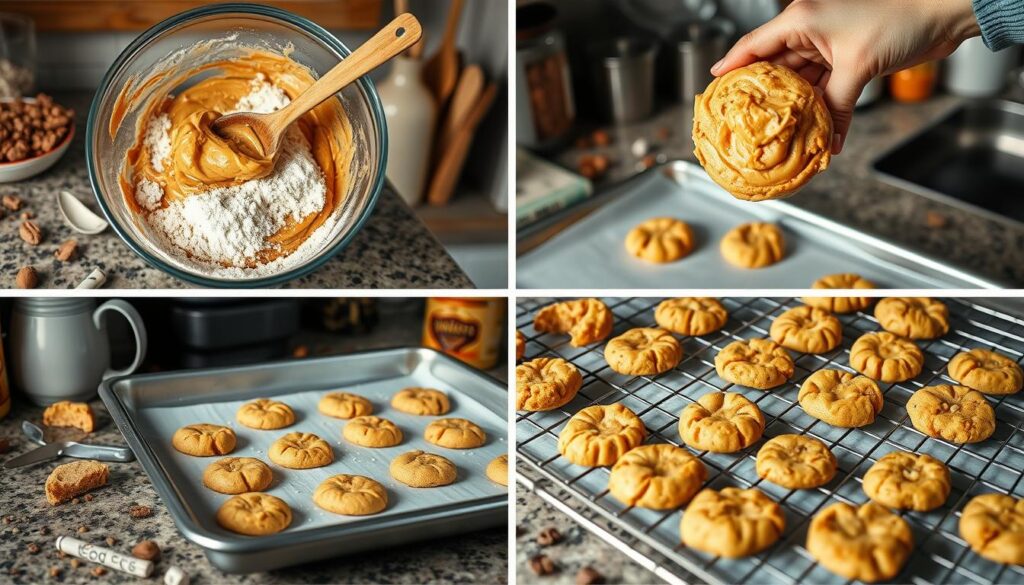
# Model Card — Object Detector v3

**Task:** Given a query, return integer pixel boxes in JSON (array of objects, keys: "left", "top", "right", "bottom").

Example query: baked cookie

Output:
[
  {"left": 678, "top": 391, "right": 765, "bottom": 453},
  {"left": 313, "top": 474, "right": 388, "bottom": 515},
  {"left": 756, "top": 434, "right": 836, "bottom": 489},
  {"left": 802, "top": 273, "right": 876, "bottom": 314},
  {"left": 391, "top": 387, "right": 450, "bottom": 416},
  {"left": 906, "top": 384, "right": 995, "bottom": 444},
  {"left": 608, "top": 444, "right": 706, "bottom": 509},
  {"left": 557, "top": 404, "right": 646, "bottom": 467},
  {"left": 389, "top": 450, "right": 457, "bottom": 487},
  {"left": 807, "top": 502, "right": 913, "bottom": 582},
  {"left": 42, "top": 401, "right": 96, "bottom": 433},
  {"left": 424, "top": 418, "right": 486, "bottom": 449},
  {"left": 45, "top": 460, "right": 109, "bottom": 505},
  {"left": 604, "top": 328, "right": 682, "bottom": 376},
  {"left": 516, "top": 330, "right": 526, "bottom": 361},
  {"left": 680, "top": 488, "right": 785, "bottom": 558},
  {"left": 769, "top": 306, "right": 842, "bottom": 354},
  {"left": 216, "top": 493, "right": 292, "bottom": 536},
  {"left": 532, "top": 298, "right": 613, "bottom": 347},
  {"left": 875, "top": 297, "right": 949, "bottom": 340},
  {"left": 516, "top": 357, "right": 582, "bottom": 411},
  {"left": 236, "top": 398, "right": 295, "bottom": 430},
  {"left": 798, "top": 369, "right": 883, "bottom": 427},
  {"left": 693, "top": 61, "right": 831, "bottom": 201},
  {"left": 343, "top": 416, "right": 403, "bottom": 448},
  {"left": 268, "top": 432, "right": 334, "bottom": 469},
  {"left": 624, "top": 217, "right": 695, "bottom": 263},
  {"left": 203, "top": 457, "right": 273, "bottom": 495},
  {"left": 960, "top": 494, "right": 1024, "bottom": 565},
  {"left": 849, "top": 332, "right": 923, "bottom": 383},
  {"left": 720, "top": 222, "right": 785, "bottom": 268},
  {"left": 714, "top": 338, "right": 794, "bottom": 389},
  {"left": 862, "top": 451, "right": 950, "bottom": 511},
  {"left": 654, "top": 298, "right": 728, "bottom": 336},
  {"left": 172, "top": 424, "right": 237, "bottom": 457},
  {"left": 486, "top": 454, "right": 508, "bottom": 486},
  {"left": 948, "top": 348, "right": 1023, "bottom": 396},
  {"left": 318, "top": 392, "right": 373, "bottom": 419}
]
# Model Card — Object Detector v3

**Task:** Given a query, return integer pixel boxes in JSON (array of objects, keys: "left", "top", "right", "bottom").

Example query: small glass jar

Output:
[
  {"left": 0, "top": 13, "right": 35, "bottom": 98},
  {"left": 516, "top": 2, "right": 575, "bottom": 148}
]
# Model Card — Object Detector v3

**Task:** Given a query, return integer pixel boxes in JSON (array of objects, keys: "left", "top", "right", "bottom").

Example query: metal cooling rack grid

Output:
[{"left": 515, "top": 297, "right": 1024, "bottom": 585}]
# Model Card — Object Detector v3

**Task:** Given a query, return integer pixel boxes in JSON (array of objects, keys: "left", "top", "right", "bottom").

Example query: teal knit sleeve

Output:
[{"left": 973, "top": 0, "right": 1024, "bottom": 50}]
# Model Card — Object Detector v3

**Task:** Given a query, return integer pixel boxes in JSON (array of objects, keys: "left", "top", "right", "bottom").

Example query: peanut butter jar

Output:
[{"left": 422, "top": 298, "right": 505, "bottom": 370}]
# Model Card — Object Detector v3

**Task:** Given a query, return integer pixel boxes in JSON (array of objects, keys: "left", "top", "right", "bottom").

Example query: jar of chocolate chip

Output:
[{"left": 516, "top": 2, "right": 575, "bottom": 149}]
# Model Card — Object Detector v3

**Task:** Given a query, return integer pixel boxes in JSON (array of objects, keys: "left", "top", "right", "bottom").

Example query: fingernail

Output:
[
  {"left": 711, "top": 59, "right": 724, "bottom": 74},
  {"left": 832, "top": 133, "right": 844, "bottom": 154}
]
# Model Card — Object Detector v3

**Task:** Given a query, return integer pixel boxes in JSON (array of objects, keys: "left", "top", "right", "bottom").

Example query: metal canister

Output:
[
  {"left": 671, "top": 19, "right": 733, "bottom": 102},
  {"left": 422, "top": 298, "right": 504, "bottom": 370},
  {"left": 590, "top": 37, "right": 659, "bottom": 124}
]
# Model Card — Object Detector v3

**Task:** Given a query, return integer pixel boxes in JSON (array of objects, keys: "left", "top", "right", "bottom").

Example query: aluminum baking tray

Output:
[
  {"left": 516, "top": 297, "right": 1024, "bottom": 585},
  {"left": 517, "top": 161, "right": 1003, "bottom": 289},
  {"left": 99, "top": 347, "right": 508, "bottom": 573}
]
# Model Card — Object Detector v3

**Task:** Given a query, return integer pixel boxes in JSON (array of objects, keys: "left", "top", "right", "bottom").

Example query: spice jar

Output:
[
  {"left": 890, "top": 62, "right": 937, "bottom": 103},
  {"left": 422, "top": 298, "right": 504, "bottom": 370},
  {"left": 516, "top": 2, "right": 575, "bottom": 148}
]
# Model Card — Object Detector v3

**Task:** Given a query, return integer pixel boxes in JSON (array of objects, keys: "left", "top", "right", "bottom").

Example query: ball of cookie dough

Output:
[
  {"left": 424, "top": 418, "right": 486, "bottom": 449},
  {"left": 720, "top": 222, "right": 785, "bottom": 269},
  {"left": 678, "top": 391, "right": 765, "bottom": 453},
  {"left": 906, "top": 384, "right": 995, "bottom": 444},
  {"left": 654, "top": 297, "right": 728, "bottom": 336},
  {"left": 268, "top": 432, "right": 334, "bottom": 469},
  {"left": 216, "top": 493, "right": 292, "bottom": 536},
  {"left": 390, "top": 450, "right": 457, "bottom": 487},
  {"left": 756, "top": 434, "right": 836, "bottom": 489},
  {"left": 802, "top": 273, "right": 876, "bottom": 314},
  {"left": 948, "top": 348, "right": 1023, "bottom": 395},
  {"left": 313, "top": 474, "right": 388, "bottom": 515},
  {"left": 807, "top": 502, "right": 913, "bottom": 583},
  {"left": 318, "top": 392, "right": 373, "bottom": 419},
  {"left": 236, "top": 398, "right": 295, "bottom": 430},
  {"left": 203, "top": 457, "right": 273, "bottom": 495},
  {"left": 558, "top": 404, "right": 645, "bottom": 467},
  {"left": 533, "top": 298, "right": 613, "bottom": 347},
  {"left": 680, "top": 487, "right": 785, "bottom": 558},
  {"left": 172, "top": 424, "right": 236, "bottom": 457},
  {"left": 862, "top": 451, "right": 950, "bottom": 511},
  {"left": 715, "top": 338, "right": 794, "bottom": 390},
  {"left": 516, "top": 357, "right": 582, "bottom": 411},
  {"left": 391, "top": 387, "right": 450, "bottom": 416},
  {"left": 769, "top": 305, "right": 842, "bottom": 354},
  {"left": 343, "top": 416, "right": 403, "bottom": 448},
  {"left": 624, "top": 217, "right": 695, "bottom": 263},
  {"left": 486, "top": 454, "right": 508, "bottom": 486},
  {"left": 849, "top": 332, "right": 923, "bottom": 383},
  {"left": 608, "top": 444, "right": 705, "bottom": 509},
  {"left": 875, "top": 297, "right": 949, "bottom": 340},
  {"left": 604, "top": 327, "right": 682, "bottom": 376},
  {"left": 798, "top": 369, "right": 883, "bottom": 428},
  {"left": 959, "top": 493, "right": 1024, "bottom": 565}
]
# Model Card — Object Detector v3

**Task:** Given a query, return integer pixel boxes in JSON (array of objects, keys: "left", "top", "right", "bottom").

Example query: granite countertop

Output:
[{"left": 0, "top": 92, "right": 472, "bottom": 289}]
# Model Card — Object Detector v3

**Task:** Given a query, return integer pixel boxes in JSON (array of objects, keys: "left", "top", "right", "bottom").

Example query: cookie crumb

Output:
[
  {"left": 91, "top": 566, "right": 107, "bottom": 577},
  {"left": 72, "top": 498, "right": 80, "bottom": 505},
  {"left": 104, "top": 536, "right": 116, "bottom": 547},
  {"left": 84, "top": 494, "right": 94, "bottom": 502},
  {"left": 529, "top": 554, "right": 557, "bottom": 576},
  {"left": 49, "top": 566, "right": 61, "bottom": 578},
  {"left": 39, "top": 526, "right": 50, "bottom": 535},
  {"left": 27, "top": 543, "right": 40, "bottom": 555},
  {"left": 131, "top": 540, "right": 161, "bottom": 561},
  {"left": 537, "top": 527, "right": 562, "bottom": 546},
  {"left": 129, "top": 505, "right": 152, "bottom": 519},
  {"left": 77, "top": 525, "right": 88, "bottom": 534},
  {"left": 70, "top": 559, "right": 81, "bottom": 569},
  {"left": 576, "top": 566, "right": 604, "bottom": 585}
]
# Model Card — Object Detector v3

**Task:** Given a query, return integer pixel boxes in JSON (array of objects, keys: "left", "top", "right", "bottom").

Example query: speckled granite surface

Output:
[{"left": 0, "top": 92, "right": 472, "bottom": 289}]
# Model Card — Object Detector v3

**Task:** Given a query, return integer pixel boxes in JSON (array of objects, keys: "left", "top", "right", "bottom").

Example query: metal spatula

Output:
[{"left": 3, "top": 420, "right": 134, "bottom": 469}]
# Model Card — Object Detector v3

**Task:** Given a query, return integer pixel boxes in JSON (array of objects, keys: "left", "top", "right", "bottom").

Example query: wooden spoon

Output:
[
  {"left": 436, "top": 64, "right": 483, "bottom": 157},
  {"left": 426, "top": 83, "right": 497, "bottom": 206},
  {"left": 212, "top": 13, "right": 422, "bottom": 161},
  {"left": 422, "top": 0, "right": 465, "bottom": 105}
]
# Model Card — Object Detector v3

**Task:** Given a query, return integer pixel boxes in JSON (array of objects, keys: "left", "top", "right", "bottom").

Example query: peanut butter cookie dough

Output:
[
  {"left": 807, "top": 502, "right": 913, "bottom": 582},
  {"left": 172, "top": 423, "right": 237, "bottom": 457},
  {"left": 391, "top": 387, "right": 450, "bottom": 416},
  {"left": 516, "top": 357, "right": 582, "bottom": 411},
  {"left": 769, "top": 306, "right": 842, "bottom": 354},
  {"left": 318, "top": 392, "right": 373, "bottom": 419},
  {"left": 533, "top": 298, "right": 613, "bottom": 347},
  {"left": 604, "top": 328, "right": 682, "bottom": 376},
  {"left": 203, "top": 457, "right": 273, "bottom": 495},
  {"left": 960, "top": 494, "right": 1024, "bottom": 565},
  {"left": 608, "top": 444, "right": 706, "bottom": 509},
  {"left": 798, "top": 369, "right": 883, "bottom": 428},
  {"left": 678, "top": 391, "right": 765, "bottom": 453},
  {"left": 236, "top": 398, "right": 295, "bottom": 430},
  {"left": 862, "top": 451, "right": 950, "bottom": 512},
  {"left": 875, "top": 297, "right": 949, "bottom": 340},
  {"left": 720, "top": 222, "right": 785, "bottom": 268},
  {"left": 802, "top": 273, "right": 876, "bottom": 314},
  {"left": 624, "top": 217, "right": 695, "bottom": 263},
  {"left": 216, "top": 493, "right": 292, "bottom": 536},
  {"left": 557, "top": 404, "right": 646, "bottom": 467},
  {"left": 486, "top": 454, "right": 508, "bottom": 486},
  {"left": 268, "top": 432, "right": 334, "bottom": 469},
  {"left": 849, "top": 332, "right": 923, "bottom": 383},
  {"left": 756, "top": 434, "right": 836, "bottom": 489},
  {"left": 680, "top": 487, "right": 786, "bottom": 558},
  {"left": 654, "top": 297, "right": 728, "bottom": 336},
  {"left": 948, "top": 348, "right": 1023, "bottom": 396},
  {"left": 42, "top": 401, "right": 96, "bottom": 433},
  {"left": 906, "top": 384, "right": 995, "bottom": 444},
  {"left": 424, "top": 418, "right": 486, "bottom": 449},
  {"left": 343, "top": 416, "right": 403, "bottom": 448},
  {"left": 389, "top": 450, "right": 457, "bottom": 487},
  {"left": 715, "top": 338, "right": 794, "bottom": 389},
  {"left": 313, "top": 474, "right": 388, "bottom": 516}
]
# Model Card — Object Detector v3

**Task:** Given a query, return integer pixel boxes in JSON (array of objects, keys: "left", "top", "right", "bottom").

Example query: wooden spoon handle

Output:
[{"left": 269, "top": 13, "right": 422, "bottom": 135}]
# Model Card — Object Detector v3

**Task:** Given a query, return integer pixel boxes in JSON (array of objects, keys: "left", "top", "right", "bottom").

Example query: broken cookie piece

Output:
[
  {"left": 42, "top": 401, "right": 96, "bottom": 433},
  {"left": 45, "top": 460, "right": 109, "bottom": 505}
]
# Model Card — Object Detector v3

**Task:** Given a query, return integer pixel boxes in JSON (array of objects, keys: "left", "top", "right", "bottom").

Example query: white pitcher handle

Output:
[{"left": 94, "top": 300, "right": 147, "bottom": 380}]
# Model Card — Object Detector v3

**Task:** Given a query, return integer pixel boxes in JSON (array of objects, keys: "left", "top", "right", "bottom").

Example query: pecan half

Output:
[{"left": 18, "top": 220, "right": 41, "bottom": 245}]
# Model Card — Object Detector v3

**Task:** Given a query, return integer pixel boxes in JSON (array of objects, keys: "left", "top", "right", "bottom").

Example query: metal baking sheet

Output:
[
  {"left": 517, "top": 161, "right": 1003, "bottom": 289},
  {"left": 99, "top": 348, "right": 507, "bottom": 573},
  {"left": 516, "top": 297, "right": 1024, "bottom": 585}
]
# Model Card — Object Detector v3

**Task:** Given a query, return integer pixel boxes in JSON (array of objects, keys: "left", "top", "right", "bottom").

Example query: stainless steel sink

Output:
[{"left": 873, "top": 99, "right": 1024, "bottom": 226}]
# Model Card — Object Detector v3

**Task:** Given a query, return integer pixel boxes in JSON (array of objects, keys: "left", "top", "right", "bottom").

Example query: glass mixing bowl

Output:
[{"left": 86, "top": 3, "right": 386, "bottom": 287}]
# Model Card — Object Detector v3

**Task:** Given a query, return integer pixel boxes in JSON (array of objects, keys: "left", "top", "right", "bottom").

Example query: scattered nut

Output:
[
  {"left": 129, "top": 505, "right": 153, "bottom": 519},
  {"left": 70, "top": 559, "right": 81, "bottom": 569},
  {"left": 104, "top": 536, "right": 116, "bottom": 547},
  {"left": 19, "top": 219, "right": 42, "bottom": 245},
  {"left": 2, "top": 194, "right": 22, "bottom": 210},
  {"left": 15, "top": 266, "right": 37, "bottom": 289},
  {"left": 39, "top": 526, "right": 49, "bottom": 536},
  {"left": 529, "top": 554, "right": 557, "bottom": 576},
  {"left": 91, "top": 566, "right": 107, "bottom": 577},
  {"left": 2, "top": 515, "right": 13, "bottom": 524},
  {"left": 0, "top": 94, "right": 74, "bottom": 163},
  {"left": 76, "top": 525, "right": 88, "bottom": 534},
  {"left": 19, "top": 211, "right": 32, "bottom": 220},
  {"left": 131, "top": 540, "right": 161, "bottom": 561},
  {"left": 26, "top": 543, "right": 40, "bottom": 555},
  {"left": 72, "top": 498, "right": 80, "bottom": 505},
  {"left": 576, "top": 566, "right": 605, "bottom": 585},
  {"left": 49, "top": 566, "right": 61, "bottom": 578},
  {"left": 590, "top": 154, "right": 610, "bottom": 174},
  {"left": 55, "top": 239, "right": 78, "bottom": 262},
  {"left": 537, "top": 527, "right": 562, "bottom": 546},
  {"left": 84, "top": 494, "right": 94, "bottom": 502}
]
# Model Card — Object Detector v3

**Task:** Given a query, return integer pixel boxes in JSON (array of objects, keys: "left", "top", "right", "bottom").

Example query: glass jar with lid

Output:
[{"left": 516, "top": 2, "right": 575, "bottom": 148}]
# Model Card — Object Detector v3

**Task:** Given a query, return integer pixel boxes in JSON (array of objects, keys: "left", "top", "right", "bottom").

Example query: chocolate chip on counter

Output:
[
  {"left": 131, "top": 540, "right": 161, "bottom": 561},
  {"left": 576, "top": 566, "right": 605, "bottom": 585},
  {"left": 91, "top": 566, "right": 107, "bottom": 577},
  {"left": 529, "top": 554, "right": 557, "bottom": 576},
  {"left": 129, "top": 505, "right": 153, "bottom": 519},
  {"left": 104, "top": 536, "right": 117, "bottom": 547},
  {"left": 26, "top": 543, "right": 40, "bottom": 555},
  {"left": 536, "top": 527, "right": 562, "bottom": 546}
]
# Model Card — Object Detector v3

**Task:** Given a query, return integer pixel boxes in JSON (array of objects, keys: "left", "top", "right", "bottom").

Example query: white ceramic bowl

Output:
[{"left": 0, "top": 97, "right": 74, "bottom": 183}]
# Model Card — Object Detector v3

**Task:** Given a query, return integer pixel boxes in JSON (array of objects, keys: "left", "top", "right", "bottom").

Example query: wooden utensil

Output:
[
  {"left": 212, "top": 13, "right": 422, "bottom": 161},
  {"left": 426, "top": 82, "right": 497, "bottom": 206},
  {"left": 436, "top": 64, "right": 483, "bottom": 157},
  {"left": 422, "top": 0, "right": 464, "bottom": 105}
]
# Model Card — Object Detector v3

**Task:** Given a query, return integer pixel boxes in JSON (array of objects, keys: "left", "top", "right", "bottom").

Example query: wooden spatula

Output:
[
  {"left": 422, "top": 0, "right": 465, "bottom": 106},
  {"left": 426, "top": 83, "right": 497, "bottom": 206},
  {"left": 436, "top": 64, "right": 483, "bottom": 158}
]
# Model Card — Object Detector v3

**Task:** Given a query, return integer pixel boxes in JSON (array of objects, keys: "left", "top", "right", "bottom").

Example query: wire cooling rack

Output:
[{"left": 515, "top": 297, "right": 1024, "bottom": 585}]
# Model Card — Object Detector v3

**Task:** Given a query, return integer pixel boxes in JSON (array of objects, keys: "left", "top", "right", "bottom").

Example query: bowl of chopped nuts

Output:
[{"left": 0, "top": 94, "right": 74, "bottom": 183}]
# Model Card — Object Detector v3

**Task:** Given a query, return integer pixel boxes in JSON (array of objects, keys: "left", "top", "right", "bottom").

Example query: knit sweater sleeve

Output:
[{"left": 973, "top": 0, "right": 1024, "bottom": 50}]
